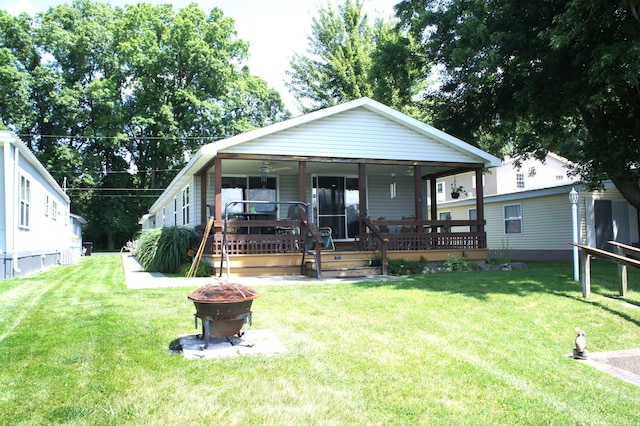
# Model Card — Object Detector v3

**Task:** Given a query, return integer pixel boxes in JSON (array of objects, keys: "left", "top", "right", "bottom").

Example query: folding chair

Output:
[{"left": 317, "top": 227, "right": 335, "bottom": 251}]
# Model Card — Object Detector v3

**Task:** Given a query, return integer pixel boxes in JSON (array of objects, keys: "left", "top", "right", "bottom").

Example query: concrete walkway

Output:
[{"left": 120, "top": 253, "right": 397, "bottom": 289}]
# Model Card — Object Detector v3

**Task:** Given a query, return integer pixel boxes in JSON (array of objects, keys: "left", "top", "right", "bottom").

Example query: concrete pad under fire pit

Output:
[{"left": 178, "top": 329, "right": 287, "bottom": 359}]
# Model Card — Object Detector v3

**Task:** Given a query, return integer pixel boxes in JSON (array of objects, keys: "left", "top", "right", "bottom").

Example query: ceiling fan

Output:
[{"left": 261, "top": 160, "right": 292, "bottom": 172}]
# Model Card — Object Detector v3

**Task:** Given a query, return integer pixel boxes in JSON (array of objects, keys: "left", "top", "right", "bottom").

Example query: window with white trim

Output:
[
  {"left": 182, "top": 185, "right": 190, "bottom": 225},
  {"left": 52, "top": 200, "right": 58, "bottom": 221},
  {"left": 45, "top": 195, "right": 49, "bottom": 216},
  {"left": 19, "top": 175, "right": 31, "bottom": 228},
  {"left": 436, "top": 182, "right": 445, "bottom": 202},
  {"left": 516, "top": 173, "right": 525, "bottom": 189},
  {"left": 173, "top": 197, "right": 178, "bottom": 226},
  {"left": 504, "top": 204, "right": 522, "bottom": 234}
]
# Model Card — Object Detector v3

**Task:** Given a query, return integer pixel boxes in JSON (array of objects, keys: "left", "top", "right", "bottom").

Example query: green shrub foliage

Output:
[{"left": 135, "top": 227, "right": 196, "bottom": 273}]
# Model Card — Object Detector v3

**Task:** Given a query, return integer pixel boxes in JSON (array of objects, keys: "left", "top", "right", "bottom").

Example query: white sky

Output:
[{"left": 3, "top": 0, "right": 401, "bottom": 115}]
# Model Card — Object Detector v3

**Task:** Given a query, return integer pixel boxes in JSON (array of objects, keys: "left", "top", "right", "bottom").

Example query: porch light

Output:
[
  {"left": 390, "top": 172, "right": 397, "bottom": 199},
  {"left": 569, "top": 187, "right": 579, "bottom": 282},
  {"left": 260, "top": 165, "right": 268, "bottom": 183}
]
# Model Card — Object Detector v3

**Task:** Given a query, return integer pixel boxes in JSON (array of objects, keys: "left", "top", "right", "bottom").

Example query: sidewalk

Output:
[
  {"left": 121, "top": 253, "right": 397, "bottom": 289},
  {"left": 122, "top": 253, "right": 211, "bottom": 289}
]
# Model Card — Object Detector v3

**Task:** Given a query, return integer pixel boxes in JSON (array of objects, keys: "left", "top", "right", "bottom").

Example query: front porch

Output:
[{"left": 198, "top": 213, "right": 488, "bottom": 278}]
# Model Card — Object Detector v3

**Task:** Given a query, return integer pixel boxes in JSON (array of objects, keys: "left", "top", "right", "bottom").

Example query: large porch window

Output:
[{"left": 221, "top": 176, "right": 277, "bottom": 215}]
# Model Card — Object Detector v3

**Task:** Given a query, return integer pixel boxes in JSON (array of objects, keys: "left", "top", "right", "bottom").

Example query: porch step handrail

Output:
[
  {"left": 219, "top": 200, "right": 318, "bottom": 279},
  {"left": 362, "top": 217, "right": 389, "bottom": 275}
]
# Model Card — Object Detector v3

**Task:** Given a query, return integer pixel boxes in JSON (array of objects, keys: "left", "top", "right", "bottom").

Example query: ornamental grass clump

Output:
[{"left": 135, "top": 227, "right": 195, "bottom": 273}]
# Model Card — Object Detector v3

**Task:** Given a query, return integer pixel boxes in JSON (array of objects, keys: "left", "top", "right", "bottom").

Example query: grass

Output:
[{"left": 1, "top": 256, "right": 640, "bottom": 425}]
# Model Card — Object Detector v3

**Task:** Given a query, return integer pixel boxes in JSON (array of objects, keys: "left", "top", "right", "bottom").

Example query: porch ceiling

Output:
[{"left": 207, "top": 158, "right": 472, "bottom": 178}]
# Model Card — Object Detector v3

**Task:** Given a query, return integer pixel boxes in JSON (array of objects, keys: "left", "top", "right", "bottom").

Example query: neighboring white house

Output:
[
  {"left": 0, "top": 131, "right": 82, "bottom": 278},
  {"left": 436, "top": 154, "right": 639, "bottom": 260}
]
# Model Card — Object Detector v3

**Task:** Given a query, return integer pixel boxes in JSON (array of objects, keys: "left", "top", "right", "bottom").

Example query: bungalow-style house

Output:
[
  {"left": 0, "top": 131, "right": 81, "bottom": 278},
  {"left": 140, "top": 98, "right": 501, "bottom": 277},
  {"left": 434, "top": 153, "right": 639, "bottom": 260}
]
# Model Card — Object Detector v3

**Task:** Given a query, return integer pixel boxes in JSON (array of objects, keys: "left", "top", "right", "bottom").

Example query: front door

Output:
[
  {"left": 594, "top": 200, "right": 613, "bottom": 251},
  {"left": 313, "top": 176, "right": 359, "bottom": 240}
]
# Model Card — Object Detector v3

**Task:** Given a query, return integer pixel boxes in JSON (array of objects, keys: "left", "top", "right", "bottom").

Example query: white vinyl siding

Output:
[{"left": 221, "top": 109, "right": 480, "bottom": 164}]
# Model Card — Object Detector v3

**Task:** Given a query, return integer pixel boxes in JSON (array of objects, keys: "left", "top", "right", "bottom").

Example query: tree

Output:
[
  {"left": 287, "top": 0, "right": 374, "bottom": 112},
  {"left": 0, "top": 11, "right": 35, "bottom": 130},
  {"left": 397, "top": 0, "right": 640, "bottom": 209},
  {"left": 0, "top": 0, "right": 289, "bottom": 249}
]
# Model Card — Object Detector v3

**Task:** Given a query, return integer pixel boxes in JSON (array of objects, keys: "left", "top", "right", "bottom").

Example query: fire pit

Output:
[{"left": 188, "top": 281, "right": 260, "bottom": 349}]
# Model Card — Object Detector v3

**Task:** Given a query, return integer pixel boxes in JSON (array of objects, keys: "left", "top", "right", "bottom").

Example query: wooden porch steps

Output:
[
  {"left": 305, "top": 251, "right": 381, "bottom": 278},
  {"left": 202, "top": 251, "right": 382, "bottom": 278}
]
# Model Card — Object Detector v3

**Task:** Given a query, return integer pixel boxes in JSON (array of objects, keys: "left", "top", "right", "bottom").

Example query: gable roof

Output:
[
  {"left": 150, "top": 97, "right": 501, "bottom": 212},
  {"left": 0, "top": 131, "right": 70, "bottom": 203}
]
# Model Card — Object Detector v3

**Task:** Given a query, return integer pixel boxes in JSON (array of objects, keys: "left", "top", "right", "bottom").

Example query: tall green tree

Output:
[
  {"left": 397, "top": 0, "right": 640, "bottom": 208},
  {"left": 287, "top": 0, "right": 424, "bottom": 116},
  {"left": 0, "top": 11, "right": 35, "bottom": 130},
  {"left": 287, "top": 0, "right": 374, "bottom": 112},
  {"left": 0, "top": 0, "right": 289, "bottom": 249}
]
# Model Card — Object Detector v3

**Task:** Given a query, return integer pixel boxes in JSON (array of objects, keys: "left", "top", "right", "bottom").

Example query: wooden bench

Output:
[{"left": 570, "top": 242, "right": 640, "bottom": 298}]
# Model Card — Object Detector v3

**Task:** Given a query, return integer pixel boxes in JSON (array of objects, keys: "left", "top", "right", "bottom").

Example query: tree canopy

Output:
[
  {"left": 397, "top": 0, "right": 640, "bottom": 208},
  {"left": 0, "top": 0, "right": 288, "bottom": 248},
  {"left": 286, "top": 0, "right": 424, "bottom": 116}
]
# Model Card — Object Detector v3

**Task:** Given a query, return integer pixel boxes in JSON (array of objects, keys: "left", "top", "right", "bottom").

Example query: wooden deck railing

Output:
[{"left": 200, "top": 217, "right": 486, "bottom": 262}]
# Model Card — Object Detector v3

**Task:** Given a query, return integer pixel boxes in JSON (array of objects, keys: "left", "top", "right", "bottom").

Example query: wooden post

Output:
[
  {"left": 214, "top": 157, "right": 222, "bottom": 222},
  {"left": 580, "top": 250, "right": 591, "bottom": 298},
  {"left": 200, "top": 172, "right": 207, "bottom": 225},
  {"left": 358, "top": 163, "right": 367, "bottom": 245},
  {"left": 414, "top": 165, "right": 423, "bottom": 224},
  {"left": 616, "top": 246, "right": 628, "bottom": 297}
]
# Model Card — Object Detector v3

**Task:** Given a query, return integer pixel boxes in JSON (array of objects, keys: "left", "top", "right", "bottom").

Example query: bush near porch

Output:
[{"left": 1, "top": 257, "right": 640, "bottom": 424}]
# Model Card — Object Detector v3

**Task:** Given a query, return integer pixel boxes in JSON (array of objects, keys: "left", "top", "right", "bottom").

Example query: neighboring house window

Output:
[
  {"left": 162, "top": 207, "right": 166, "bottom": 226},
  {"left": 516, "top": 173, "right": 525, "bottom": 189},
  {"left": 469, "top": 208, "right": 478, "bottom": 233},
  {"left": 436, "top": 182, "right": 444, "bottom": 202},
  {"left": 19, "top": 175, "right": 31, "bottom": 228},
  {"left": 174, "top": 197, "right": 178, "bottom": 226},
  {"left": 182, "top": 186, "right": 190, "bottom": 225},
  {"left": 556, "top": 175, "right": 564, "bottom": 181},
  {"left": 52, "top": 200, "right": 58, "bottom": 221},
  {"left": 44, "top": 195, "right": 49, "bottom": 216},
  {"left": 439, "top": 211, "right": 452, "bottom": 233},
  {"left": 504, "top": 204, "right": 522, "bottom": 234}
]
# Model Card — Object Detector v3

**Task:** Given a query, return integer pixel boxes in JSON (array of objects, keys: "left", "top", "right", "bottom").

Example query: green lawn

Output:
[{"left": 1, "top": 256, "right": 640, "bottom": 425}]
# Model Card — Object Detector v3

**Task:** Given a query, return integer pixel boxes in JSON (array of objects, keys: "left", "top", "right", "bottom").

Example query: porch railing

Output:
[
  {"left": 198, "top": 215, "right": 486, "bottom": 278},
  {"left": 201, "top": 219, "right": 486, "bottom": 253}
]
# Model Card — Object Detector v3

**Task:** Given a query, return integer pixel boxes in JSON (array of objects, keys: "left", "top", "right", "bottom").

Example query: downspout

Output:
[{"left": 12, "top": 139, "right": 20, "bottom": 274}]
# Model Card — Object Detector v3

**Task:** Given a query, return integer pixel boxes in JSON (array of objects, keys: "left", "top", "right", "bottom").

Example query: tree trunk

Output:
[{"left": 609, "top": 171, "right": 640, "bottom": 212}]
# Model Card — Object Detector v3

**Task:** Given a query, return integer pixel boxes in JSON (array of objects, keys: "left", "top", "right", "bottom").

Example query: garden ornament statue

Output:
[{"left": 573, "top": 328, "right": 587, "bottom": 359}]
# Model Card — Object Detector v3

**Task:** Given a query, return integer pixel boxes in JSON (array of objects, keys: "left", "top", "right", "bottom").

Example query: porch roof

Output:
[{"left": 149, "top": 98, "right": 501, "bottom": 212}]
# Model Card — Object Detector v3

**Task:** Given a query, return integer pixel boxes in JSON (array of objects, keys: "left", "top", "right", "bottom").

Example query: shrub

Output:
[
  {"left": 135, "top": 227, "right": 196, "bottom": 273},
  {"left": 135, "top": 229, "right": 161, "bottom": 271},
  {"left": 178, "top": 262, "right": 215, "bottom": 277},
  {"left": 442, "top": 255, "right": 471, "bottom": 272},
  {"left": 388, "top": 257, "right": 427, "bottom": 275}
]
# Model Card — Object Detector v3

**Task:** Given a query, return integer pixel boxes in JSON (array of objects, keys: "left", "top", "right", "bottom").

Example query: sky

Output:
[{"left": 3, "top": 0, "right": 402, "bottom": 115}]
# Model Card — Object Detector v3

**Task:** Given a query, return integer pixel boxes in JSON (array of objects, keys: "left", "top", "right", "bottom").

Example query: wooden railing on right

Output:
[{"left": 571, "top": 241, "right": 640, "bottom": 298}]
